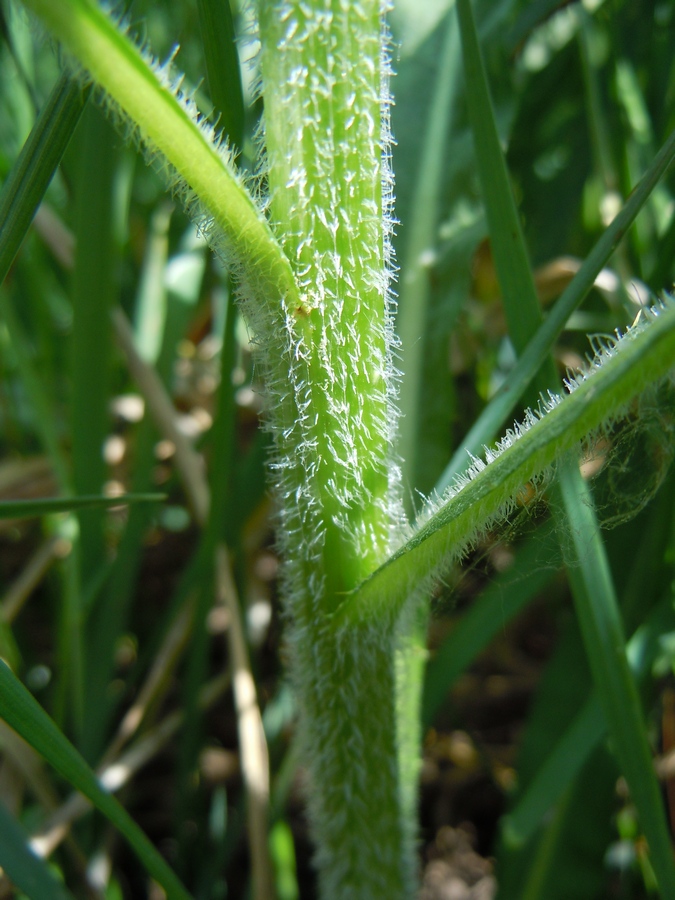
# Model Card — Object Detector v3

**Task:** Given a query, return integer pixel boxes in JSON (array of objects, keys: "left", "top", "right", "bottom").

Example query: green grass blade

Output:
[
  {"left": 81, "top": 204, "right": 172, "bottom": 762},
  {"left": 433, "top": 123, "right": 675, "bottom": 495},
  {"left": 396, "top": 11, "right": 461, "bottom": 496},
  {"left": 338, "top": 299, "right": 675, "bottom": 629},
  {"left": 456, "top": 3, "right": 675, "bottom": 890},
  {"left": 557, "top": 458, "right": 675, "bottom": 895},
  {"left": 0, "top": 661, "right": 192, "bottom": 900},
  {"left": 0, "top": 799, "right": 73, "bottom": 900},
  {"left": 0, "top": 70, "right": 88, "bottom": 286},
  {"left": 456, "top": 0, "right": 543, "bottom": 356},
  {"left": 422, "top": 519, "right": 559, "bottom": 727},
  {"left": 204, "top": 291, "right": 237, "bottom": 548},
  {"left": 0, "top": 290, "right": 71, "bottom": 490},
  {"left": 196, "top": 0, "right": 244, "bottom": 152},
  {"left": 518, "top": 750, "right": 617, "bottom": 900},
  {"left": 504, "top": 588, "right": 675, "bottom": 848},
  {"left": 502, "top": 694, "right": 605, "bottom": 850},
  {"left": 0, "top": 494, "right": 164, "bottom": 519},
  {"left": 66, "top": 106, "right": 120, "bottom": 744},
  {"left": 132, "top": 202, "right": 171, "bottom": 363},
  {"left": 70, "top": 104, "right": 119, "bottom": 581}
]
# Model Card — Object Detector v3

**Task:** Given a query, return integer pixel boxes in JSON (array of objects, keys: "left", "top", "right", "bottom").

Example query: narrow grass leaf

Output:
[
  {"left": 203, "top": 286, "right": 237, "bottom": 548},
  {"left": 433, "top": 124, "right": 675, "bottom": 495},
  {"left": 558, "top": 459, "right": 675, "bottom": 896},
  {"left": 0, "top": 661, "right": 192, "bottom": 900},
  {"left": 70, "top": 105, "right": 119, "bottom": 580},
  {"left": 81, "top": 203, "right": 172, "bottom": 762},
  {"left": 0, "top": 71, "right": 88, "bottom": 286},
  {"left": 422, "top": 519, "right": 559, "bottom": 727},
  {"left": 0, "top": 798, "right": 73, "bottom": 900},
  {"left": 397, "top": 10, "right": 461, "bottom": 494},
  {"left": 195, "top": 0, "right": 244, "bottom": 152},
  {"left": 456, "top": 0, "right": 543, "bottom": 354},
  {"left": 0, "top": 494, "right": 164, "bottom": 519}
]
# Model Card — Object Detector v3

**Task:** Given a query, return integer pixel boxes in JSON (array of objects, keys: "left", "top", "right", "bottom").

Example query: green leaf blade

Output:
[
  {"left": 0, "top": 661, "right": 192, "bottom": 900},
  {"left": 340, "top": 300, "right": 675, "bottom": 630},
  {"left": 0, "top": 494, "right": 165, "bottom": 520}
]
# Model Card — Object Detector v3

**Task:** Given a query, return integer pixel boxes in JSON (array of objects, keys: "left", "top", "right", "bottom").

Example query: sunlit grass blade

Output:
[
  {"left": 269, "top": 819, "right": 300, "bottom": 900},
  {"left": 0, "top": 661, "right": 192, "bottom": 900},
  {"left": 0, "top": 70, "right": 88, "bottom": 285},
  {"left": 0, "top": 799, "right": 73, "bottom": 900},
  {"left": 433, "top": 123, "right": 675, "bottom": 496},
  {"left": 455, "top": 2, "right": 675, "bottom": 891}
]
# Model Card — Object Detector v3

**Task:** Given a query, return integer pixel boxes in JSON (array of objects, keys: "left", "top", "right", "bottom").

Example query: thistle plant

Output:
[{"left": 2, "top": 1, "right": 675, "bottom": 898}]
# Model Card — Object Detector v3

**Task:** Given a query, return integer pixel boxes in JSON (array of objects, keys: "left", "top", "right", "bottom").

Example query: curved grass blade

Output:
[
  {"left": 0, "top": 661, "right": 192, "bottom": 900},
  {"left": 22, "top": 0, "right": 300, "bottom": 316}
]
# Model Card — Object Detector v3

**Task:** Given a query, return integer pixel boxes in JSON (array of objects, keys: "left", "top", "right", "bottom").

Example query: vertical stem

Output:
[{"left": 258, "top": 3, "right": 413, "bottom": 896}]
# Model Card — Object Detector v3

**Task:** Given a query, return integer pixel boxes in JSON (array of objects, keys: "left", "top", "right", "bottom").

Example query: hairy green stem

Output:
[{"left": 257, "top": 3, "right": 413, "bottom": 896}]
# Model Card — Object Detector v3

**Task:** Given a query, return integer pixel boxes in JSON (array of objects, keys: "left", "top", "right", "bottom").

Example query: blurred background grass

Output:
[{"left": 1, "top": 0, "right": 675, "bottom": 897}]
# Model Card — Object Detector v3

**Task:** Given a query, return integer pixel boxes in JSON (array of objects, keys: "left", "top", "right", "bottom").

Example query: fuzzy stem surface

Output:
[{"left": 258, "top": 2, "right": 413, "bottom": 896}]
